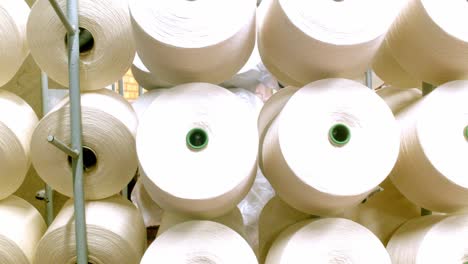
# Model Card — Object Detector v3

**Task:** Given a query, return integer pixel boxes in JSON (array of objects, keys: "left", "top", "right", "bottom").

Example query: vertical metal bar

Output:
[
  {"left": 45, "top": 176, "right": 55, "bottom": 225},
  {"left": 138, "top": 85, "right": 143, "bottom": 96},
  {"left": 365, "top": 70, "right": 373, "bottom": 89},
  {"left": 421, "top": 81, "right": 435, "bottom": 216},
  {"left": 111, "top": 83, "right": 116, "bottom": 91},
  {"left": 41, "top": 72, "right": 54, "bottom": 226},
  {"left": 66, "top": 0, "right": 89, "bottom": 263},
  {"left": 41, "top": 74, "right": 49, "bottom": 114},
  {"left": 118, "top": 78, "right": 124, "bottom": 96},
  {"left": 118, "top": 79, "right": 129, "bottom": 198}
]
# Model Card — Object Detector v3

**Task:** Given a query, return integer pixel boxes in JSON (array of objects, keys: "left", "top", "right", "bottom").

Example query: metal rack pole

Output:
[
  {"left": 138, "top": 85, "right": 143, "bottom": 96},
  {"left": 118, "top": 79, "right": 129, "bottom": 199},
  {"left": 66, "top": 1, "right": 89, "bottom": 261},
  {"left": 365, "top": 70, "right": 373, "bottom": 89},
  {"left": 41, "top": 72, "right": 54, "bottom": 225},
  {"left": 118, "top": 78, "right": 124, "bottom": 96},
  {"left": 47, "top": 0, "right": 89, "bottom": 263},
  {"left": 421, "top": 82, "right": 436, "bottom": 216}
]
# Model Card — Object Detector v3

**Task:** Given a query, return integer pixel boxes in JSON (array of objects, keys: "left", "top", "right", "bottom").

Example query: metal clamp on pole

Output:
[
  {"left": 421, "top": 81, "right": 436, "bottom": 216},
  {"left": 47, "top": 0, "right": 89, "bottom": 263},
  {"left": 47, "top": 135, "right": 80, "bottom": 159},
  {"left": 41, "top": 72, "right": 55, "bottom": 226}
]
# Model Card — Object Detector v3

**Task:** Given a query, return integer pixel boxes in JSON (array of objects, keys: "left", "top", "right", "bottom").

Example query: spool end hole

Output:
[
  {"left": 67, "top": 146, "right": 98, "bottom": 171},
  {"left": 64, "top": 27, "right": 95, "bottom": 55},
  {"left": 186, "top": 128, "right": 208, "bottom": 150},
  {"left": 329, "top": 123, "right": 351, "bottom": 146}
]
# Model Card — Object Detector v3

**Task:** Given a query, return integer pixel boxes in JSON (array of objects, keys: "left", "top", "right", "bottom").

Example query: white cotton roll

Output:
[
  {"left": 258, "top": 196, "right": 312, "bottom": 263},
  {"left": 0, "top": 195, "right": 46, "bottom": 264},
  {"left": 377, "top": 86, "right": 422, "bottom": 115},
  {"left": 131, "top": 53, "right": 171, "bottom": 90},
  {"left": 383, "top": 80, "right": 468, "bottom": 212},
  {"left": 31, "top": 89, "right": 138, "bottom": 200},
  {"left": 387, "top": 214, "right": 468, "bottom": 264},
  {"left": 258, "top": 0, "right": 403, "bottom": 86},
  {"left": 332, "top": 87, "right": 422, "bottom": 245},
  {"left": 0, "top": 0, "right": 29, "bottom": 87},
  {"left": 131, "top": 89, "right": 167, "bottom": 120},
  {"left": 340, "top": 179, "right": 420, "bottom": 245},
  {"left": 34, "top": 195, "right": 146, "bottom": 264},
  {"left": 258, "top": 86, "right": 299, "bottom": 139},
  {"left": 265, "top": 218, "right": 391, "bottom": 264},
  {"left": 130, "top": 179, "right": 163, "bottom": 227},
  {"left": 130, "top": 0, "right": 256, "bottom": 85},
  {"left": 27, "top": 0, "right": 135, "bottom": 90},
  {"left": 131, "top": 89, "right": 169, "bottom": 227},
  {"left": 158, "top": 207, "right": 245, "bottom": 239},
  {"left": 386, "top": 0, "right": 468, "bottom": 85},
  {"left": 132, "top": 175, "right": 248, "bottom": 231},
  {"left": 256, "top": 0, "right": 271, "bottom": 26},
  {"left": 262, "top": 78, "right": 400, "bottom": 215},
  {"left": 258, "top": 86, "right": 299, "bottom": 173},
  {"left": 137, "top": 83, "right": 258, "bottom": 218},
  {"left": 0, "top": 90, "right": 38, "bottom": 199},
  {"left": 221, "top": 39, "right": 263, "bottom": 91},
  {"left": 141, "top": 220, "right": 257, "bottom": 264},
  {"left": 373, "top": 41, "right": 421, "bottom": 88}
]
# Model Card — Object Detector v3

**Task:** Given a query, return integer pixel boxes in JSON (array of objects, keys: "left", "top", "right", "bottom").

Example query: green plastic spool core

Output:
[
  {"left": 465, "top": 126, "right": 468, "bottom": 141},
  {"left": 186, "top": 128, "right": 208, "bottom": 150},
  {"left": 329, "top": 123, "right": 351, "bottom": 146},
  {"left": 67, "top": 146, "right": 98, "bottom": 172}
]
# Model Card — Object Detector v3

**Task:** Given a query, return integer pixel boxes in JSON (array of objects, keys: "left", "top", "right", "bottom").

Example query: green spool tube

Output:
[
  {"left": 186, "top": 128, "right": 209, "bottom": 150},
  {"left": 328, "top": 123, "right": 351, "bottom": 147},
  {"left": 464, "top": 126, "right": 468, "bottom": 141}
]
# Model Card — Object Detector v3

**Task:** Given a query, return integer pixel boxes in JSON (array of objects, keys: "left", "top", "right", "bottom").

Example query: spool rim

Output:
[
  {"left": 328, "top": 123, "right": 351, "bottom": 146},
  {"left": 186, "top": 128, "right": 209, "bottom": 150}
]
